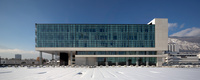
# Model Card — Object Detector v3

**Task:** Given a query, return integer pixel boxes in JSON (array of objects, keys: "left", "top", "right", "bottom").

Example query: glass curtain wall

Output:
[
  {"left": 76, "top": 51, "right": 157, "bottom": 66},
  {"left": 36, "top": 24, "right": 155, "bottom": 47}
]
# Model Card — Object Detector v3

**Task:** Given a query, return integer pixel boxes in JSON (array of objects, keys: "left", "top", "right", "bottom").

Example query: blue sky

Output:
[{"left": 0, "top": 0, "right": 200, "bottom": 59}]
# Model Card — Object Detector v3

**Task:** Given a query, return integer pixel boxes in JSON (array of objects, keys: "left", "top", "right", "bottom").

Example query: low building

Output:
[
  {"left": 165, "top": 41, "right": 199, "bottom": 65},
  {"left": 165, "top": 53, "right": 199, "bottom": 65},
  {"left": 168, "top": 41, "right": 179, "bottom": 52},
  {"left": 0, "top": 58, "right": 39, "bottom": 66}
]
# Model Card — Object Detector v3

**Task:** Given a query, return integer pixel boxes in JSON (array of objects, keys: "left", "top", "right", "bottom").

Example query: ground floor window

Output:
[
  {"left": 118, "top": 57, "right": 126, "bottom": 65},
  {"left": 96, "top": 57, "right": 157, "bottom": 66},
  {"left": 97, "top": 57, "right": 106, "bottom": 66},
  {"left": 107, "top": 57, "right": 116, "bottom": 66},
  {"left": 77, "top": 51, "right": 157, "bottom": 55}
]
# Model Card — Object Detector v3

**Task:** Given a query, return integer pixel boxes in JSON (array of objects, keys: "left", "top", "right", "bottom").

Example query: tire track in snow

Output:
[
  {"left": 65, "top": 68, "right": 88, "bottom": 80},
  {"left": 57, "top": 68, "right": 86, "bottom": 80},
  {"left": 106, "top": 69, "right": 118, "bottom": 78},
  {"left": 109, "top": 68, "right": 129, "bottom": 80},
  {"left": 80, "top": 68, "right": 89, "bottom": 78},
  {"left": 20, "top": 68, "right": 58, "bottom": 80},
  {"left": 98, "top": 68, "right": 106, "bottom": 78},
  {"left": 47, "top": 68, "right": 78, "bottom": 80},
  {"left": 127, "top": 67, "right": 162, "bottom": 80},
  {"left": 80, "top": 68, "right": 94, "bottom": 79},
  {"left": 100, "top": 68, "right": 118, "bottom": 78},
  {"left": 91, "top": 68, "right": 95, "bottom": 78}
]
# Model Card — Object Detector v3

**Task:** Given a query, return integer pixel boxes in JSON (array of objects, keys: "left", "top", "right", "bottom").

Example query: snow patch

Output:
[
  {"left": 149, "top": 71, "right": 160, "bottom": 73},
  {"left": 117, "top": 71, "right": 124, "bottom": 74}
]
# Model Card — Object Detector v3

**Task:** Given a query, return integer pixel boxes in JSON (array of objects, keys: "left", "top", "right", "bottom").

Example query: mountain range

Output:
[{"left": 168, "top": 36, "right": 200, "bottom": 53}]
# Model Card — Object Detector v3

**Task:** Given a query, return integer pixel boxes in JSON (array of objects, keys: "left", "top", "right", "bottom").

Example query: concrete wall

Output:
[
  {"left": 148, "top": 18, "right": 168, "bottom": 51},
  {"left": 75, "top": 57, "right": 86, "bottom": 65},
  {"left": 75, "top": 57, "right": 96, "bottom": 66},
  {"left": 156, "top": 51, "right": 165, "bottom": 67},
  {"left": 87, "top": 57, "right": 96, "bottom": 66}
]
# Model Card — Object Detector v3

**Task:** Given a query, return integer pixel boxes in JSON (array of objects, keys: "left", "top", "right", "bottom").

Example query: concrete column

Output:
[
  {"left": 126, "top": 57, "right": 128, "bottom": 66},
  {"left": 95, "top": 62, "right": 98, "bottom": 66},
  {"left": 51, "top": 53, "right": 54, "bottom": 65},
  {"left": 116, "top": 51, "right": 118, "bottom": 66},
  {"left": 174, "top": 44, "right": 176, "bottom": 52},
  {"left": 106, "top": 51, "right": 108, "bottom": 66},
  {"left": 146, "top": 51, "right": 149, "bottom": 66},
  {"left": 157, "top": 57, "right": 163, "bottom": 67},
  {"left": 105, "top": 62, "right": 108, "bottom": 66},
  {"left": 105, "top": 57, "right": 108, "bottom": 66},
  {"left": 68, "top": 52, "right": 73, "bottom": 65},
  {"left": 171, "top": 44, "right": 173, "bottom": 52},
  {"left": 70, "top": 52, "right": 73, "bottom": 65},
  {"left": 156, "top": 51, "right": 163, "bottom": 67},
  {"left": 168, "top": 45, "right": 169, "bottom": 52},
  {"left": 126, "top": 51, "right": 129, "bottom": 66},
  {"left": 55, "top": 52, "right": 57, "bottom": 66},
  {"left": 116, "top": 62, "right": 118, "bottom": 66},
  {"left": 85, "top": 57, "right": 88, "bottom": 65},
  {"left": 136, "top": 61, "right": 138, "bottom": 66},
  {"left": 116, "top": 57, "right": 118, "bottom": 66},
  {"left": 39, "top": 51, "right": 42, "bottom": 65},
  {"left": 136, "top": 51, "right": 139, "bottom": 66},
  {"left": 52, "top": 54, "right": 54, "bottom": 60},
  {"left": 146, "top": 62, "right": 149, "bottom": 66}
]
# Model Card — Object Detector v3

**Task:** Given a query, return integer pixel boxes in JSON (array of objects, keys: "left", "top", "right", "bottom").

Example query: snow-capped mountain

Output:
[{"left": 168, "top": 37, "right": 200, "bottom": 52}]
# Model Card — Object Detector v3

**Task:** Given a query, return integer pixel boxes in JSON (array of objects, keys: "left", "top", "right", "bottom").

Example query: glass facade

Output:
[
  {"left": 76, "top": 51, "right": 156, "bottom": 55},
  {"left": 77, "top": 51, "right": 157, "bottom": 66},
  {"left": 35, "top": 24, "right": 155, "bottom": 47}
]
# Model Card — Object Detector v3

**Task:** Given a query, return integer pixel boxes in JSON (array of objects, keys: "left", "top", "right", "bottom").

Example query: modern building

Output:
[
  {"left": 15, "top": 54, "right": 22, "bottom": 60},
  {"left": 168, "top": 41, "right": 179, "bottom": 52},
  {"left": 165, "top": 42, "right": 199, "bottom": 65},
  {"left": 35, "top": 18, "right": 168, "bottom": 66}
]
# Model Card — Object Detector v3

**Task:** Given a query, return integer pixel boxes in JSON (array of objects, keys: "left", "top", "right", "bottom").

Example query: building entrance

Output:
[{"left": 60, "top": 53, "right": 68, "bottom": 65}]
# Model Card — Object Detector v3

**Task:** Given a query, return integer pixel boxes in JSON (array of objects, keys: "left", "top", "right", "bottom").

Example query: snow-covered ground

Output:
[{"left": 0, "top": 66, "right": 200, "bottom": 80}]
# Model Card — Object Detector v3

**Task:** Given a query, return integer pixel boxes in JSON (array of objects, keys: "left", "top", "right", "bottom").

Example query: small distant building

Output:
[
  {"left": 0, "top": 58, "right": 39, "bottom": 66},
  {"left": 165, "top": 53, "right": 199, "bottom": 65},
  {"left": 15, "top": 54, "right": 22, "bottom": 60},
  {"left": 168, "top": 41, "right": 179, "bottom": 52},
  {"left": 197, "top": 54, "right": 200, "bottom": 59}
]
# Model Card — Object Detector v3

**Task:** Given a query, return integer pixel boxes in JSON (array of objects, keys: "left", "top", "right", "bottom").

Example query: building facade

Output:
[
  {"left": 0, "top": 58, "right": 39, "bottom": 66},
  {"left": 165, "top": 53, "right": 199, "bottom": 65},
  {"left": 168, "top": 41, "right": 179, "bottom": 52},
  {"left": 35, "top": 18, "right": 168, "bottom": 66}
]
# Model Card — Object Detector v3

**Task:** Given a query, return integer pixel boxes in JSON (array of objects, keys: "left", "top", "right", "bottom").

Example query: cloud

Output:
[
  {"left": 170, "top": 27, "right": 200, "bottom": 37},
  {"left": 168, "top": 23, "right": 178, "bottom": 28},
  {"left": 180, "top": 24, "right": 185, "bottom": 28}
]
